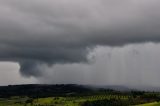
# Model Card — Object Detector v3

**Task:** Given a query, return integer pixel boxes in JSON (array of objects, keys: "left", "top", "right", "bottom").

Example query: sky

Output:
[{"left": 0, "top": 0, "right": 160, "bottom": 88}]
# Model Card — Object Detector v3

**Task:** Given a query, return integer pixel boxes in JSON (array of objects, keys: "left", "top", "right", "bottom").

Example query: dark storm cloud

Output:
[{"left": 1, "top": 0, "right": 160, "bottom": 76}]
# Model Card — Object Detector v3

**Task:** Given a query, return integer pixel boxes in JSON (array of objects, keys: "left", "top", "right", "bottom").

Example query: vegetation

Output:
[
  {"left": 0, "top": 84, "right": 160, "bottom": 106},
  {"left": 135, "top": 102, "right": 160, "bottom": 106}
]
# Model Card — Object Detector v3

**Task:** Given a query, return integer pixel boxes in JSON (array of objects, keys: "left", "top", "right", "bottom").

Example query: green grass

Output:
[
  {"left": 0, "top": 95, "right": 159, "bottom": 106},
  {"left": 135, "top": 102, "right": 160, "bottom": 106},
  {"left": 0, "top": 95, "right": 127, "bottom": 106}
]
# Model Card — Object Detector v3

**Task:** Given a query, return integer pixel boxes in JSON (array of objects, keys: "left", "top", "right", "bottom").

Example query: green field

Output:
[
  {"left": 0, "top": 95, "right": 132, "bottom": 106},
  {"left": 1, "top": 84, "right": 160, "bottom": 106},
  {"left": 135, "top": 102, "right": 160, "bottom": 106},
  {"left": 0, "top": 95, "right": 159, "bottom": 106}
]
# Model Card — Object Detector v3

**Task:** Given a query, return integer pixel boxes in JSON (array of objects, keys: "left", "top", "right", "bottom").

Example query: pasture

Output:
[
  {"left": 0, "top": 95, "right": 159, "bottom": 106},
  {"left": 136, "top": 102, "right": 160, "bottom": 106},
  {"left": 0, "top": 95, "right": 132, "bottom": 106}
]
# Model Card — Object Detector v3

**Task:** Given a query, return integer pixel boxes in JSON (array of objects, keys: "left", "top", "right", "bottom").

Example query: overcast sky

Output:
[{"left": 1, "top": 0, "right": 160, "bottom": 88}]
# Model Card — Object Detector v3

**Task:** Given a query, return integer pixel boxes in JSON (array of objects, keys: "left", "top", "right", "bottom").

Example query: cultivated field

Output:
[
  {"left": 0, "top": 84, "right": 160, "bottom": 106},
  {"left": 0, "top": 95, "right": 159, "bottom": 106}
]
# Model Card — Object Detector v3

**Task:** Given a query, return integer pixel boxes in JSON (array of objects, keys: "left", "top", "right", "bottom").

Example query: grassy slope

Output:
[
  {"left": 135, "top": 102, "right": 160, "bottom": 106},
  {"left": 0, "top": 95, "right": 128, "bottom": 106},
  {"left": 0, "top": 96, "right": 159, "bottom": 106}
]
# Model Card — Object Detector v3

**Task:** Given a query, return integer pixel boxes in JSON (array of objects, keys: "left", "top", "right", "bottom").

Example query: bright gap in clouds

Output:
[{"left": 0, "top": 62, "right": 37, "bottom": 86}]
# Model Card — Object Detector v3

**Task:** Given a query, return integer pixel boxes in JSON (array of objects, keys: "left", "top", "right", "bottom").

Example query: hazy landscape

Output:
[
  {"left": 0, "top": 84, "right": 160, "bottom": 106},
  {"left": 1, "top": 0, "right": 160, "bottom": 106}
]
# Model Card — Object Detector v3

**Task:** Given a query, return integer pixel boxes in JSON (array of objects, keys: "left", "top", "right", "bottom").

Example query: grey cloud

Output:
[
  {"left": 37, "top": 43, "right": 160, "bottom": 88},
  {"left": 0, "top": 0, "right": 160, "bottom": 76}
]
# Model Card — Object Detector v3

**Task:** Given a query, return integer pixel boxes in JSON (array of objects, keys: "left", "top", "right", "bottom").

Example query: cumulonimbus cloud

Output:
[{"left": 0, "top": 0, "right": 160, "bottom": 76}]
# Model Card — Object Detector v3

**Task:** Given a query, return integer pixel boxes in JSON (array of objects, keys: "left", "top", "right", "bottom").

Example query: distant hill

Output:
[
  {"left": 0, "top": 84, "right": 92, "bottom": 98},
  {"left": 87, "top": 85, "right": 160, "bottom": 91},
  {"left": 92, "top": 85, "right": 131, "bottom": 91},
  {"left": 1, "top": 84, "right": 160, "bottom": 98}
]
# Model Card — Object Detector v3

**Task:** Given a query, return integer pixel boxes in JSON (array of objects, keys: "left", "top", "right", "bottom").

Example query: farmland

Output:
[
  {"left": 0, "top": 95, "right": 129, "bottom": 106},
  {"left": 136, "top": 102, "right": 160, "bottom": 106},
  {"left": 0, "top": 84, "right": 160, "bottom": 106},
  {"left": 0, "top": 95, "right": 160, "bottom": 106}
]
